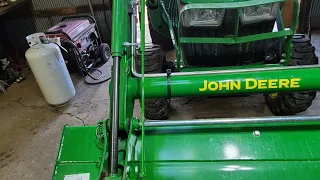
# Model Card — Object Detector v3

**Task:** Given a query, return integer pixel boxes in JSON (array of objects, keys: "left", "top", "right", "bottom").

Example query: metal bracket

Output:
[
  {"left": 129, "top": 0, "right": 138, "bottom": 14},
  {"left": 166, "top": 69, "right": 172, "bottom": 98},
  {"left": 123, "top": 42, "right": 139, "bottom": 47},
  {"left": 131, "top": 0, "right": 139, "bottom": 7}
]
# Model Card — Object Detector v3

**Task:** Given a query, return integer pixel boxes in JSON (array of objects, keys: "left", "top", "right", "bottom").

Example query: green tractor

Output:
[{"left": 53, "top": 0, "right": 320, "bottom": 179}]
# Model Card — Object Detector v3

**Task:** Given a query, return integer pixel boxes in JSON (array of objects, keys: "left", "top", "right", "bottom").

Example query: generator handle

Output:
[
  {"left": 61, "top": 15, "right": 102, "bottom": 44},
  {"left": 61, "top": 15, "right": 96, "bottom": 24},
  {"left": 45, "top": 30, "right": 72, "bottom": 40}
]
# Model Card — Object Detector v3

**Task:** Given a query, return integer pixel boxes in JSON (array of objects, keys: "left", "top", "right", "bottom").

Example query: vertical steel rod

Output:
[
  {"left": 131, "top": 2, "right": 137, "bottom": 59},
  {"left": 110, "top": 56, "right": 120, "bottom": 175},
  {"left": 140, "top": 0, "right": 146, "bottom": 177},
  {"left": 86, "top": 0, "right": 95, "bottom": 19}
]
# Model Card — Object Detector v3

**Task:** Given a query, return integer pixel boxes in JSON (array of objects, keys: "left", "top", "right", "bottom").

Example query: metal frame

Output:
[
  {"left": 131, "top": 0, "right": 299, "bottom": 75},
  {"left": 108, "top": 0, "right": 309, "bottom": 178},
  {"left": 141, "top": 116, "right": 320, "bottom": 127},
  {"left": 52, "top": 0, "right": 320, "bottom": 179}
]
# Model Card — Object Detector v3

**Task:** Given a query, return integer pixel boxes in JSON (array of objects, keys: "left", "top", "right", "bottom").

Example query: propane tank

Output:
[{"left": 25, "top": 33, "right": 75, "bottom": 105}]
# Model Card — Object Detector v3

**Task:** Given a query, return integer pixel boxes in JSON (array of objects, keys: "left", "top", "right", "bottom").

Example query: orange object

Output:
[{"left": 282, "top": 0, "right": 301, "bottom": 28}]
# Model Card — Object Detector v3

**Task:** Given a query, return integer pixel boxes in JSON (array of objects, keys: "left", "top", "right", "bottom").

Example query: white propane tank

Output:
[{"left": 25, "top": 33, "right": 75, "bottom": 105}]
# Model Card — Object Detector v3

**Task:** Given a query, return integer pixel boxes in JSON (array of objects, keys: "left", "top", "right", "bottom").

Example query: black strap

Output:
[{"left": 166, "top": 69, "right": 171, "bottom": 98}]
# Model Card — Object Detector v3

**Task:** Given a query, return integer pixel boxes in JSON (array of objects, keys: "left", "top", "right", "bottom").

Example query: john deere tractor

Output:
[{"left": 53, "top": 0, "right": 320, "bottom": 179}]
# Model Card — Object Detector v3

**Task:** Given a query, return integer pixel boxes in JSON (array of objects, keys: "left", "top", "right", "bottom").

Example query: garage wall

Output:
[
  {"left": 3, "top": 0, "right": 112, "bottom": 53},
  {"left": 310, "top": 0, "right": 320, "bottom": 18},
  {"left": 310, "top": 0, "right": 320, "bottom": 29}
]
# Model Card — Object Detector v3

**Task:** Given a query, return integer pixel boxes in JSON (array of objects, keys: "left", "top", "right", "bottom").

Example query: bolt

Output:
[
  {"left": 269, "top": 93, "right": 278, "bottom": 99},
  {"left": 123, "top": 42, "right": 138, "bottom": 47},
  {"left": 264, "top": 53, "right": 276, "bottom": 62},
  {"left": 253, "top": 130, "right": 260, "bottom": 136}
]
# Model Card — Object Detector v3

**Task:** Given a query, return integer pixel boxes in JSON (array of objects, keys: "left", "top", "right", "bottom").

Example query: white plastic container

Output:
[{"left": 25, "top": 33, "right": 75, "bottom": 105}]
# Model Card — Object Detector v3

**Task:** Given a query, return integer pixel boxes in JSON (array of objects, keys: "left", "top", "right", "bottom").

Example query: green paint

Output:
[
  {"left": 140, "top": 0, "right": 146, "bottom": 177},
  {"left": 130, "top": 66, "right": 320, "bottom": 98},
  {"left": 132, "top": 161, "right": 320, "bottom": 179},
  {"left": 51, "top": 0, "right": 320, "bottom": 179},
  {"left": 52, "top": 125, "right": 107, "bottom": 179},
  {"left": 180, "top": 30, "right": 293, "bottom": 44},
  {"left": 126, "top": 120, "right": 320, "bottom": 179},
  {"left": 111, "top": 0, "right": 125, "bottom": 56},
  {"left": 177, "top": 0, "right": 295, "bottom": 67},
  {"left": 159, "top": 0, "right": 181, "bottom": 70},
  {"left": 180, "top": 64, "right": 280, "bottom": 72},
  {"left": 282, "top": 0, "right": 299, "bottom": 65}
]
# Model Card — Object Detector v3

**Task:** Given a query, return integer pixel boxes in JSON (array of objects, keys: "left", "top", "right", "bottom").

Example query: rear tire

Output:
[
  {"left": 137, "top": 45, "right": 169, "bottom": 120},
  {"left": 264, "top": 36, "right": 318, "bottom": 115}
]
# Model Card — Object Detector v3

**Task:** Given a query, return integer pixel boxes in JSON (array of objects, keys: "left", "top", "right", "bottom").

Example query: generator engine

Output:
[{"left": 46, "top": 15, "right": 110, "bottom": 73}]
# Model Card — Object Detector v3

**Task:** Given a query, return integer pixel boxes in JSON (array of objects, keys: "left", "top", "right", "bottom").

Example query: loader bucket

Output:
[
  {"left": 125, "top": 116, "right": 320, "bottom": 179},
  {"left": 52, "top": 124, "right": 107, "bottom": 180},
  {"left": 51, "top": 0, "right": 320, "bottom": 179}
]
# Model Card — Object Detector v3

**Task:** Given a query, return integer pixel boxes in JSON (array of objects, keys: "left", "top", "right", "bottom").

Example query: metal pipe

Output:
[
  {"left": 140, "top": 0, "right": 146, "bottom": 175},
  {"left": 131, "top": 1, "right": 137, "bottom": 60},
  {"left": 132, "top": 64, "right": 320, "bottom": 78},
  {"left": 130, "top": 0, "right": 139, "bottom": 78},
  {"left": 141, "top": 116, "right": 320, "bottom": 127},
  {"left": 130, "top": 65, "right": 320, "bottom": 98},
  {"left": 110, "top": 56, "right": 120, "bottom": 175},
  {"left": 86, "top": 0, "right": 95, "bottom": 19}
]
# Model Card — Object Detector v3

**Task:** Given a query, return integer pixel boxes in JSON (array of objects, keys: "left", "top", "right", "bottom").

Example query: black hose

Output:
[{"left": 62, "top": 39, "right": 103, "bottom": 81}]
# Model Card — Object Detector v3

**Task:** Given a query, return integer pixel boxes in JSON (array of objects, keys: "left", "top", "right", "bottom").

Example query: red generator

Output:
[{"left": 46, "top": 15, "right": 110, "bottom": 73}]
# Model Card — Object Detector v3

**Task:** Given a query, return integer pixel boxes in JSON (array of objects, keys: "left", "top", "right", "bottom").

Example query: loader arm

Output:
[{"left": 52, "top": 0, "right": 320, "bottom": 179}]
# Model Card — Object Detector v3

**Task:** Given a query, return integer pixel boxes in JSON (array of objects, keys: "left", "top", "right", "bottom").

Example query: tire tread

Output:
[{"left": 265, "top": 36, "right": 318, "bottom": 115}]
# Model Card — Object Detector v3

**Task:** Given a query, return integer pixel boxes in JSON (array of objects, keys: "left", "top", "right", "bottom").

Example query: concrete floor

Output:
[
  {"left": 0, "top": 73, "right": 111, "bottom": 179},
  {"left": 1, "top": 31, "right": 320, "bottom": 179}
]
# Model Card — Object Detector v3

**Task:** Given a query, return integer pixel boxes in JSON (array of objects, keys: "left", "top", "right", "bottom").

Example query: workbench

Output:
[
  {"left": 0, "top": 0, "right": 27, "bottom": 16},
  {"left": 0, "top": 0, "right": 29, "bottom": 58}
]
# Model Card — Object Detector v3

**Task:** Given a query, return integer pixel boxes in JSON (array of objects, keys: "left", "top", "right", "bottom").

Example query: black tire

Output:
[
  {"left": 148, "top": 15, "right": 174, "bottom": 51},
  {"left": 136, "top": 45, "right": 169, "bottom": 120},
  {"left": 264, "top": 36, "right": 318, "bottom": 115},
  {"left": 99, "top": 43, "right": 111, "bottom": 63}
]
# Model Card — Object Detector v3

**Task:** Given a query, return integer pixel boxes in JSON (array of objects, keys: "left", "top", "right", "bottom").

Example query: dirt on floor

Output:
[{"left": 0, "top": 71, "right": 111, "bottom": 179}]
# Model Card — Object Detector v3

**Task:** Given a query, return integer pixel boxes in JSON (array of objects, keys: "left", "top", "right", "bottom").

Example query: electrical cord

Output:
[{"left": 62, "top": 39, "right": 103, "bottom": 81}]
